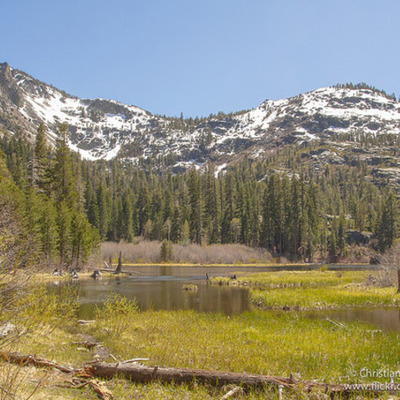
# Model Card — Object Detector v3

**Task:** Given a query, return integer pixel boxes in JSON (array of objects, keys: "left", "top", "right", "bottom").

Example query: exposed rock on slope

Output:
[{"left": 1, "top": 62, "right": 400, "bottom": 172}]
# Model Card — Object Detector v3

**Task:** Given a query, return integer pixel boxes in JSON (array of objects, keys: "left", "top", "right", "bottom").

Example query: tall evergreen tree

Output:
[
  {"left": 377, "top": 189, "right": 398, "bottom": 252},
  {"left": 188, "top": 169, "right": 203, "bottom": 244},
  {"left": 33, "top": 123, "right": 51, "bottom": 194}
]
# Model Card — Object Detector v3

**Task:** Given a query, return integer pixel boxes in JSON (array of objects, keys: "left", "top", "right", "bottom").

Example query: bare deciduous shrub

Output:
[
  {"left": 101, "top": 240, "right": 273, "bottom": 264},
  {"left": 101, "top": 240, "right": 161, "bottom": 264},
  {"left": 375, "top": 243, "right": 400, "bottom": 287}
]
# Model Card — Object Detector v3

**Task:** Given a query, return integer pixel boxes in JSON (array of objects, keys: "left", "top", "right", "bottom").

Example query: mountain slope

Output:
[{"left": 1, "top": 62, "right": 400, "bottom": 172}]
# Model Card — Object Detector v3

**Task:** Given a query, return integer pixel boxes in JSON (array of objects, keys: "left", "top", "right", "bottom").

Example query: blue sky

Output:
[{"left": 2, "top": 0, "right": 399, "bottom": 117}]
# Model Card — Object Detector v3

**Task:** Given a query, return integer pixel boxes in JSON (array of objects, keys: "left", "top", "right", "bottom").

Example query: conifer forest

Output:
[{"left": 1, "top": 122, "right": 397, "bottom": 269}]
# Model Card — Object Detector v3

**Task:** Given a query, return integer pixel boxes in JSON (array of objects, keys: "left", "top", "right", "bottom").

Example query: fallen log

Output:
[
  {"left": 98, "top": 268, "right": 139, "bottom": 275},
  {"left": 60, "top": 377, "right": 113, "bottom": 400},
  {"left": 86, "top": 362, "right": 400, "bottom": 397},
  {"left": 77, "top": 320, "right": 96, "bottom": 325},
  {"left": 86, "top": 362, "right": 294, "bottom": 389},
  {"left": 0, "top": 351, "right": 113, "bottom": 399},
  {"left": 0, "top": 351, "right": 398, "bottom": 397},
  {"left": 0, "top": 351, "right": 72, "bottom": 373}
]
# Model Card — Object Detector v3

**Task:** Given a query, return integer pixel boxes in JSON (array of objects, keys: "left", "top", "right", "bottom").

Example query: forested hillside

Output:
[
  {"left": 1, "top": 123, "right": 398, "bottom": 266},
  {"left": 0, "top": 123, "right": 99, "bottom": 269}
]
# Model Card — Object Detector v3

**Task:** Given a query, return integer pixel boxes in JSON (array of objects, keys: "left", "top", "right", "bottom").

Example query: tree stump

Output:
[{"left": 116, "top": 252, "right": 122, "bottom": 274}]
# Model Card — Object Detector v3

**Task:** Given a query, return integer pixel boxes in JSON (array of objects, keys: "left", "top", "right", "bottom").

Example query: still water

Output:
[
  {"left": 73, "top": 277, "right": 250, "bottom": 319},
  {"left": 49, "top": 264, "right": 400, "bottom": 331},
  {"left": 306, "top": 308, "right": 400, "bottom": 332},
  {"left": 64, "top": 265, "right": 257, "bottom": 319}
]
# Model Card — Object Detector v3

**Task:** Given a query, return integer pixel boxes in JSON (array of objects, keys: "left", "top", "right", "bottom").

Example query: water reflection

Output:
[
  {"left": 51, "top": 264, "right": 400, "bottom": 332},
  {"left": 61, "top": 275, "right": 250, "bottom": 319}
]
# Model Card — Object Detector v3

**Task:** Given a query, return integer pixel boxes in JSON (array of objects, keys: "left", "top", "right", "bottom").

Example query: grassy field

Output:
[
  {"left": 7, "top": 306, "right": 400, "bottom": 399},
  {"left": 2, "top": 270, "right": 400, "bottom": 399},
  {"left": 210, "top": 270, "right": 400, "bottom": 310}
]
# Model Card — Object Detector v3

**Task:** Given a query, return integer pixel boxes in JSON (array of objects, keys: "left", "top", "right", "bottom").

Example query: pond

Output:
[
  {"left": 49, "top": 264, "right": 400, "bottom": 331},
  {"left": 56, "top": 264, "right": 261, "bottom": 318}
]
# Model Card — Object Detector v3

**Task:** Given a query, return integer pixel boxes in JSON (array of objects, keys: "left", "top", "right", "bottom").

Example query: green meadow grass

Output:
[
  {"left": 211, "top": 270, "right": 400, "bottom": 310},
  {"left": 211, "top": 270, "right": 368, "bottom": 288},
  {"left": 89, "top": 307, "right": 400, "bottom": 385}
]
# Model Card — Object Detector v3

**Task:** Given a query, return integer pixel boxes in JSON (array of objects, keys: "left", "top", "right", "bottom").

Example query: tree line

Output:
[{"left": 0, "top": 123, "right": 398, "bottom": 267}]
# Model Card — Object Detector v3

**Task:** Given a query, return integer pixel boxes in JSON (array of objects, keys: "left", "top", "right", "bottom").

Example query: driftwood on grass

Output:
[
  {"left": 61, "top": 377, "right": 113, "bottom": 400},
  {"left": 0, "top": 351, "right": 113, "bottom": 399},
  {"left": 325, "top": 318, "right": 345, "bottom": 328},
  {"left": 77, "top": 320, "right": 96, "bottom": 325},
  {"left": 0, "top": 351, "right": 72, "bottom": 373},
  {"left": 86, "top": 362, "right": 400, "bottom": 397},
  {"left": 220, "top": 386, "right": 243, "bottom": 399},
  {"left": 86, "top": 362, "right": 300, "bottom": 389}
]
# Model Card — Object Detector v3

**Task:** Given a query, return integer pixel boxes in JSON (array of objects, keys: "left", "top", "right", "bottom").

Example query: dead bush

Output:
[
  {"left": 101, "top": 240, "right": 272, "bottom": 264},
  {"left": 375, "top": 243, "right": 400, "bottom": 287}
]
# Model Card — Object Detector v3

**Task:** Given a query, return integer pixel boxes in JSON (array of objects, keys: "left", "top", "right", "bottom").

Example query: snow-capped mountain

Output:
[{"left": 1, "top": 62, "right": 400, "bottom": 171}]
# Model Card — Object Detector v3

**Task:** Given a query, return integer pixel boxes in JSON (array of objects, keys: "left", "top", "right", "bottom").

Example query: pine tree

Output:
[
  {"left": 70, "top": 209, "right": 99, "bottom": 268},
  {"left": 33, "top": 123, "right": 51, "bottom": 194},
  {"left": 221, "top": 173, "right": 236, "bottom": 243},
  {"left": 121, "top": 189, "right": 134, "bottom": 242},
  {"left": 52, "top": 123, "right": 79, "bottom": 208},
  {"left": 180, "top": 219, "right": 190, "bottom": 245},
  {"left": 97, "top": 182, "right": 110, "bottom": 240},
  {"left": 377, "top": 189, "right": 398, "bottom": 252},
  {"left": 329, "top": 218, "right": 338, "bottom": 260},
  {"left": 338, "top": 214, "right": 347, "bottom": 256},
  {"left": 57, "top": 200, "right": 72, "bottom": 266},
  {"left": 160, "top": 239, "right": 173, "bottom": 262},
  {"left": 204, "top": 163, "right": 220, "bottom": 244},
  {"left": 86, "top": 183, "right": 99, "bottom": 228},
  {"left": 137, "top": 183, "right": 150, "bottom": 235},
  {"left": 37, "top": 195, "right": 58, "bottom": 266},
  {"left": 188, "top": 169, "right": 203, "bottom": 244}
]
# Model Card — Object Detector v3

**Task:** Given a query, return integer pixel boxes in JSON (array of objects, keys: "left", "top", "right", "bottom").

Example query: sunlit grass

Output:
[
  {"left": 251, "top": 285, "right": 400, "bottom": 310},
  {"left": 88, "top": 307, "right": 400, "bottom": 386},
  {"left": 211, "top": 270, "right": 369, "bottom": 287},
  {"left": 211, "top": 270, "right": 400, "bottom": 310},
  {"left": 108, "top": 380, "right": 291, "bottom": 400}
]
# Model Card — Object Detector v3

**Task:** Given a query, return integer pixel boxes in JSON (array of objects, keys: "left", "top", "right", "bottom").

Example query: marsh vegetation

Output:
[
  {"left": 211, "top": 270, "right": 400, "bottom": 310},
  {"left": 1, "top": 269, "right": 400, "bottom": 399}
]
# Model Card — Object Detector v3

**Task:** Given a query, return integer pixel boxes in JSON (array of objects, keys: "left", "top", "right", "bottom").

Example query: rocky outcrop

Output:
[
  {"left": 346, "top": 230, "right": 375, "bottom": 246},
  {"left": 0, "top": 63, "right": 24, "bottom": 108}
]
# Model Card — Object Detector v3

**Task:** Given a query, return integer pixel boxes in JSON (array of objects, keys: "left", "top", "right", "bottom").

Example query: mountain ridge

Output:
[{"left": 1, "top": 62, "right": 400, "bottom": 173}]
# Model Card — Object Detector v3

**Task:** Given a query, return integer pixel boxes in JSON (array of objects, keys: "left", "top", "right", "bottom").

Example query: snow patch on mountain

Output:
[{"left": 1, "top": 63, "right": 400, "bottom": 170}]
